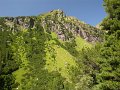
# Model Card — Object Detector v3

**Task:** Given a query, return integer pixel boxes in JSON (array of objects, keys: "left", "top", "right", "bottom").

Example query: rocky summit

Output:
[{"left": 3, "top": 10, "right": 103, "bottom": 42}]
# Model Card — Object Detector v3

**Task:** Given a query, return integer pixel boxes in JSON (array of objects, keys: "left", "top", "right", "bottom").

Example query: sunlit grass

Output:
[
  {"left": 75, "top": 36, "right": 92, "bottom": 51},
  {"left": 45, "top": 44, "right": 76, "bottom": 81}
]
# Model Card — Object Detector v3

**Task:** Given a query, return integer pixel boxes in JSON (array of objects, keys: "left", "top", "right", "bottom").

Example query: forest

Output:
[{"left": 0, "top": 0, "right": 120, "bottom": 90}]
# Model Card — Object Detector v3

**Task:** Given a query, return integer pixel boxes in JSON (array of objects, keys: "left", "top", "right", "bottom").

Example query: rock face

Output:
[
  {"left": 1, "top": 9, "right": 103, "bottom": 42},
  {"left": 39, "top": 10, "right": 103, "bottom": 42}
]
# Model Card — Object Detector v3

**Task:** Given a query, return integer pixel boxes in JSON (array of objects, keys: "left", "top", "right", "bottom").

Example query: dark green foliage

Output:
[
  {"left": 0, "top": 75, "right": 15, "bottom": 90},
  {"left": 74, "top": 0, "right": 120, "bottom": 90},
  {"left": 94, "top": 35, "right": 120, "bottom": 90},
  {"left": 64, "top": 39, "right": 79, "bottom": 57},
  {"left": 72, "top": 1, "right": 120, "bottom": 89},
  {"left": 95, "top": 0, "right": 120, "bottom": 89},
  {"left": 102, "top": 0, "right": 120, "bottom": 34},
  {"left": 0, "top": 20, "right": 19, "bottom": 90}
]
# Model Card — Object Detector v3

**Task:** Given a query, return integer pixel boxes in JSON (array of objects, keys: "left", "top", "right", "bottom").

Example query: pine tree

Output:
[{"left": 93, "top": 0, "right": 120, "bottom": 89}]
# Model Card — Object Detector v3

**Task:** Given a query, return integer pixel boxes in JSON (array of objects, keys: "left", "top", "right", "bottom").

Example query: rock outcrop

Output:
[{"left": 1, "top": 9, "right": 103, "bottom": 43}]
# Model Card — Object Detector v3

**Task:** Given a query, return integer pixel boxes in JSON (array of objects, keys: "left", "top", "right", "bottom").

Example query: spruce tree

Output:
[{"left": 93, "top": 0, "right": 120, "bottom": 89}]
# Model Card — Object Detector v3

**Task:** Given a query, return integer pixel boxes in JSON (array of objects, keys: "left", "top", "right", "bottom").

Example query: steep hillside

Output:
[{"left": 0, "top": 10, "right": 103, "bottom": 90}]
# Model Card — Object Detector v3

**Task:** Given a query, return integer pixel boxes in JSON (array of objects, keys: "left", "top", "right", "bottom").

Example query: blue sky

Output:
[{"left": 0, "top": 0, "right": 106, "bottom": 26}]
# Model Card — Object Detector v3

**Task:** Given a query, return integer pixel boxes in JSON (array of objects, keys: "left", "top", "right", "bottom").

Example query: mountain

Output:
[
  {"left": 4, "top": 9, "right": 102, "bottom": 42},
  {"left": 0, "top": 10, "right": 103, "bottom": 90}
]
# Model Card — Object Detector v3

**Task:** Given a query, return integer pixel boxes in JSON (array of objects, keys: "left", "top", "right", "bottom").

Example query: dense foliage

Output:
[
  {"left": 0, "top": 17, "right": 73, "bottom": 90},
  {"left": 73, "top": 0, "right": 120, "bottom": 90},
  {"left": 0, "top": 0, "right": 120, "bottom": 90},
  {"left": 95, "top": 0, "right": 120, "bottom": 89},
  {"left": 0, "top": 18, "right": 20, "bottom": 90}
]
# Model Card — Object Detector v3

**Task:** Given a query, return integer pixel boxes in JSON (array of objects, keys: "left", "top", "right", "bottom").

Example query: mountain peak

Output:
[
  {"left": 1, "top": 10, "right": 103, "bottom": 43},
  {"left": 50, "top": 9, "right": 64, "bottom": 13}
]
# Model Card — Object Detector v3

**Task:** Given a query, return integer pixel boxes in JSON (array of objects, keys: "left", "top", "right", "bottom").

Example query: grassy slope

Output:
[
  {"left": 75, "top": 36, "right": 92, "bottom": 51},
  {"left": 12, "top": 32, "right": 92, "bottom": 89},
  {"left": 12, "top": 29, "right": 31, "bottom": 90},
  {"left": 45, "top": 32, "right": 92, "bottom": 81},
  {"left": 45, "top": 44, "right": 76, "bottom": 81}
]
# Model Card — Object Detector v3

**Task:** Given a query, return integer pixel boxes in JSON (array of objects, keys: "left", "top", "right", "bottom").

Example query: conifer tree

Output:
[{"left": 93, "top": 0, "right": 120, "bottom": 89}]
